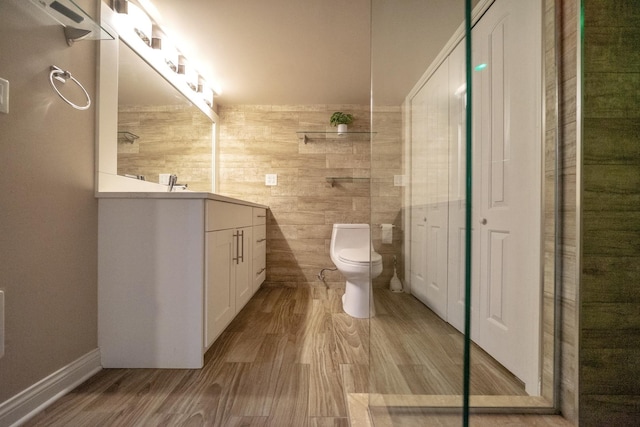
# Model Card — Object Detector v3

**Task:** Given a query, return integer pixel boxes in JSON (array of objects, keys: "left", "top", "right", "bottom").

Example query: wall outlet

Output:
[
  {"left": 0, "top": 290, "right": 4, "bottom": 358},
  {"left": 265, "top": 174, "right": 277, "bottom": 186},
  {"left": 0, "top": 78, "right": 9, "bottom": 115}
]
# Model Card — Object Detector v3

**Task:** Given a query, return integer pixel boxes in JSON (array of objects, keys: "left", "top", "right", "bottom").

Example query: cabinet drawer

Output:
[
  {"left": 253, "top": 258, "right": 266, "bottom": 285},
  {"left": 253, "top": 246, "right": 266, "bottom": 289},
  {"left": 253, "top": 225, "right": 266, "bottom": 245},
  {"left": 253, "top": 208, "right": 267, "bottom": 225},
  {"left": 252, "top": 222, "right": 266, "bottom": 291},
  {"left": 206, "top": 201, "right": 252, "bottom": 231}
]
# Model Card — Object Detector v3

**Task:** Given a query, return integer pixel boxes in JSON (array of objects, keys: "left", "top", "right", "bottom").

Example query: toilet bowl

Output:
[{"left": 330, "top": 224, "right": 383, "bottom": 318}]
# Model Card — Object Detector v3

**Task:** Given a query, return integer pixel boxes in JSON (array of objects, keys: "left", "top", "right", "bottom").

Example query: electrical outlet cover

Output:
[{"left": 265, "top": 174, "right": 278, "bottom": 186}]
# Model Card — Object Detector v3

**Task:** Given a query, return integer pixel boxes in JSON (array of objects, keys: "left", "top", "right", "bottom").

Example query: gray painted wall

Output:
[{"left": 0, "top": 0, "right": 98, "bottom": 402}]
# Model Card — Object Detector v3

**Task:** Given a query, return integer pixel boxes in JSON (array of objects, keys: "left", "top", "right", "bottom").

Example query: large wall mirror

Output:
[{"left": 97, "top": 2, "right": 218, "bottom": 193}]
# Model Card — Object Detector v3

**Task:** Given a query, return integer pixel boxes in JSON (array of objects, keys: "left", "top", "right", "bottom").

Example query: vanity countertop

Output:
[{"left": 96, "top": 192, "right": 268, "bottom": 209}]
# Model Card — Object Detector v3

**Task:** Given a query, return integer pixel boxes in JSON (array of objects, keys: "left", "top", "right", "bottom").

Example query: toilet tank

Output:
[{"left": 331, "top": 224, "right": 371, "bottom": 252}]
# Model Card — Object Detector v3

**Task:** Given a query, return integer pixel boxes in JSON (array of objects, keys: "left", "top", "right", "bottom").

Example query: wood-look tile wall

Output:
[
  {"left": 217, "top": 105, "right": 402, "bottom": 287},
  {"left": 542, "top": 0, "right": 558, "bottom": 404},
  {"left": 556, "top": 0, "right": 580, "bottom": 422},
  {"left": 579, "top": 1, "right": 640, "bottom": 425},
  {"left": 117, "top": 104, "right": 213, "bottom": 191}
]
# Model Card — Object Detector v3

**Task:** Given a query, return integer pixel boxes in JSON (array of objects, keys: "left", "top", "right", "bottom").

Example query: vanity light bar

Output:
[
  {"left": 151, "top": 26, "right": 179, "bottom": 72},
  {"left": 178, "top": 56, "right": 199, "bottom": 91},
  {"left": 111, "top": 0, "right": 219, "bottom": 103},
  {"left": 198, "top": 78, "right": 215, "bottom": 107},
  {"left": 113, "top": 0, "right": 152, "bottom": 46}
]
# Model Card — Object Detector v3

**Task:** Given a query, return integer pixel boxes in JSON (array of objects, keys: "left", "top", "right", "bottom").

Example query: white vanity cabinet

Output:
[{"left": 98, "top": 194, "right": 267, "bottom": 369}]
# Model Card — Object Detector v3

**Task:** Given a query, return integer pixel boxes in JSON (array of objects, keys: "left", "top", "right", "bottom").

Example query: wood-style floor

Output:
[
  {"left": 371, "top": 290, "right": 526, "bottom": 396},
  {"left": 25, "top": 284, "right": 567, "bottom": 427}
]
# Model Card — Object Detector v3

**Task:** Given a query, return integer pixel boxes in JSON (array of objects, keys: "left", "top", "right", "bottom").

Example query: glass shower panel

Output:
[
  {"left": 369, "top": 0, "right": 559, "bottom": 423},
  {"left": 369, "top": 0, "right": 467, "bottom": 423}
]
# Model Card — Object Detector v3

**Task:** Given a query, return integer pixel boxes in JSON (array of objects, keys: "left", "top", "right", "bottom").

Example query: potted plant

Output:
[{"left": 330, "top": 112, "right": 354, "bottom": 135}]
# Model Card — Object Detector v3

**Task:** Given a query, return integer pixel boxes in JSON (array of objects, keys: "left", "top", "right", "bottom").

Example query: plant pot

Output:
[{"left": 337, "top": 124, "right": 348, "bottom": 135}]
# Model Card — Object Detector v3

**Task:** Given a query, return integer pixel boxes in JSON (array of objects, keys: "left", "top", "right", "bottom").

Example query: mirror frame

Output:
[{"left": 96, "top": 1, "right": 219, "bottom": 193}]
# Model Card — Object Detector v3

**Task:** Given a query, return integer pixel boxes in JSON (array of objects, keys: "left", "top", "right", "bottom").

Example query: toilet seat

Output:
[{"left": 338, "top": 248, "right": 382, "bottom": 265}]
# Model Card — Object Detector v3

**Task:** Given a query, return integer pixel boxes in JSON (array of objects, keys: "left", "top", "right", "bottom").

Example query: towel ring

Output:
[{"left": 48, "top": 66, "right": 91, "bottom": 111}]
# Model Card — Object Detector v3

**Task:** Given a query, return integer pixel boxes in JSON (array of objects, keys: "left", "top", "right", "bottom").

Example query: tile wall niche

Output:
[
  {"left": 217, "top": 104, "right": 403, "bottom": 288},
  {"left": 117, "top": 104, "right": 213, "bottom": 191}
]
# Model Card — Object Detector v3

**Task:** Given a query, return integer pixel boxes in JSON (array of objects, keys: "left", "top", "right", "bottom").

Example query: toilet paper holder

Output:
[{"left": 379, "top": 223, "right": 395, "bottom": 244}]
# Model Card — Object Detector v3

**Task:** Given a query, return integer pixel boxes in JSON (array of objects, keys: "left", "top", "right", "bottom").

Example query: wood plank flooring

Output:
[
  {"left": 371, "top": 290, "right": 526, "bottom": 397},
  {"left": 25, "top": 285, "right": 562, "bottom": 427}
]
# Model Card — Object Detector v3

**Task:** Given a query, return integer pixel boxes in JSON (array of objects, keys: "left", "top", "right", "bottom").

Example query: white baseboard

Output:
[{"left": 0, "top": 349, "right": 102, "bottom": 427}]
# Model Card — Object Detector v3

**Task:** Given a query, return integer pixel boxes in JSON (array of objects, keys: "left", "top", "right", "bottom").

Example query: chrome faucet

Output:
[{"left": 167, "top": 174, "right": 178, "bottom": 192}]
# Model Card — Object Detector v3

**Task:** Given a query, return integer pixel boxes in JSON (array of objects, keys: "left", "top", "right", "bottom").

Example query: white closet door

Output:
[
  {"left": 411, "top": 59, "right": 450, "bottom": 319},
  {"left": 410, "top": 82, "right": 429, "bottom": 302},
  {"left": 446, "top": 40, "right": 478, "bottom": 335},
  {"left": 472, "top": 0, "right": 542, "bottom": 394}
]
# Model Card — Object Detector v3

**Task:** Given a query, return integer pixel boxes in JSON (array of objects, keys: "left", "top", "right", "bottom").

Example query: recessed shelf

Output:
[
  {"left": 28, "top": 0, "right": 114, "bottom": 45},
  {"left": 296, "top": 131, "right": 375, "bottom": 144},
  {"left": 325, "top": 177, "right": 370, "bottom": 187}
]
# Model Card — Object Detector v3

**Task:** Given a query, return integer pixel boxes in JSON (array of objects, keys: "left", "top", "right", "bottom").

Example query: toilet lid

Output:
[{"left": 338, "top": 248, "right": 382, "bottom": 264}]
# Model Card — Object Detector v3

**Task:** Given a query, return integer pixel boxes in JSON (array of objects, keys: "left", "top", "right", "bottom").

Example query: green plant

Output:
[{"left": 329, "top": 112, "right": 354, "bottom": 126}]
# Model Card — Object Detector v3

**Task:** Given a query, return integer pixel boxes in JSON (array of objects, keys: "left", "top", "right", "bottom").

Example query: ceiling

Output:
[{"left": 134, "top": 0, "right": 467, "bottom": 106}]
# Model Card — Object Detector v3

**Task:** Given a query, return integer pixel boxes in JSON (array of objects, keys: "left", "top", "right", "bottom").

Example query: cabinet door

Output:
[
  {"left": 205, "top": 229, "right": 235, "bottom": 348},
  {"left": 234, "top": 226, "right": 253, "bottom": 312}
]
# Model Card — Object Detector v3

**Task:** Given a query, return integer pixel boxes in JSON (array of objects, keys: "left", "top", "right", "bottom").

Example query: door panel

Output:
[
  {"left": 410, "top": 208, "right": 428, "bottom": 302},
  {"left": 205, "top": 229, "right": 235, "bottom": 348},
  {"left": 486, "top": 230, "right": 509, "bottom": 329},
  {"left": 472, "top": 0, "right": 542, "bottom": 394},
  {"left": 411, "top": 59, "right": 450, "bottom": 318},
  {"left": 426, "top": 224, "right": 446, "bottom": 318},
  {"left": 410, "top": 83, "right": 428, "bottom": 300},
  {"left": 447, "top": 40, "right": 472, "bottom": 334}
]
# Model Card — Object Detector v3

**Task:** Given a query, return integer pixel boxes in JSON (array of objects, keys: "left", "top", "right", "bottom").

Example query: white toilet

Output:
[{"left": 330, "top": 224, "right": 383, "bottom": 318}]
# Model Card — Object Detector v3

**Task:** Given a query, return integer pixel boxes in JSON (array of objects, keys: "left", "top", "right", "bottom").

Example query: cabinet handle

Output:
[
  {"left": 256, "top": 238, "right": 266, "bottom": 243},
  {"left": 239, "top": 230, "right": 244, "bottom": 263},
  {"left": 256, "top": 267, "right": 266, "bottom": 276},
  {"left": 256, "top": 215, "right": 266, "bottom": 218},
  {"left": 232, "top": 231, "right": 239, "bottom": 264}
]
